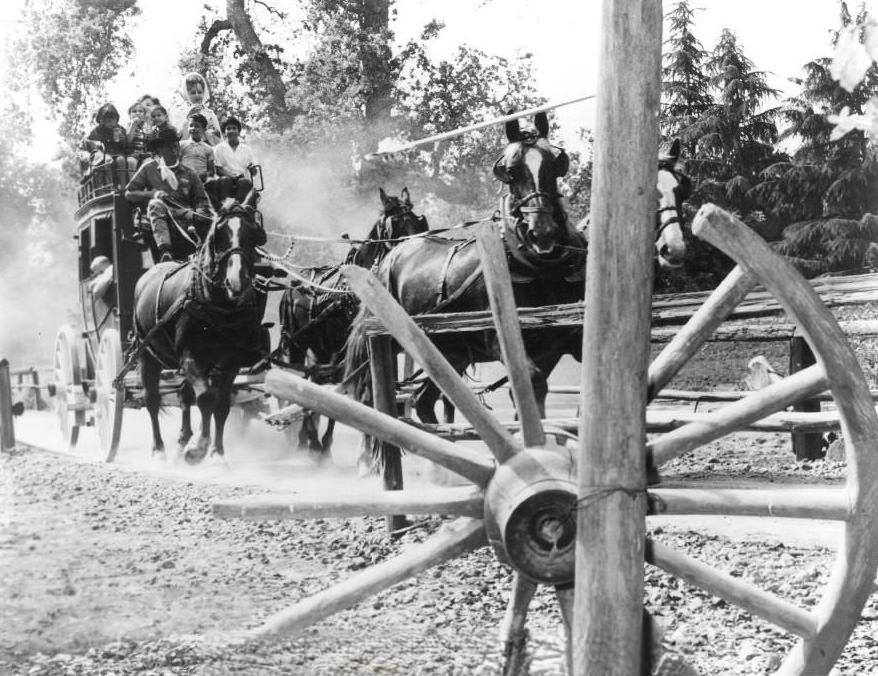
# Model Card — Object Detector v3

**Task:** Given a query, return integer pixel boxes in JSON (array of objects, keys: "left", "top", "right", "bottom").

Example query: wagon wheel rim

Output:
[
  {"left": 94, "top": 328, "right": 123, "bottom": 462},
  {"left": 215, "top": 206, "right": 878, "bottom": 674},
  {"left": 53, "top": 326, "right": 81, "bottom": 449},
  {"left": 644, "top": 204, "right": 878, "bottom": 674}
]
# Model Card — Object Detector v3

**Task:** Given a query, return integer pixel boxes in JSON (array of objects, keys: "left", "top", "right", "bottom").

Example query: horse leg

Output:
[
  {"left": 142, "top": 356, "right": 166, "bottom": 458},
  {"left": 177, "top": 381, "right": 195, "bottom": 454},
  {"left": 181, "top": 357, "right": 212, "bottom": 465},
  {"left": 209, "top": 371, "right": 236, "bottom": 462},
  {"left": 320, "top": 418, "right": 335, "bottom": 454},
  {"left": 414, "top": 380, "right": 441, "bottom": 425},
  {"left": 298, "top": 411, "right": 322, "bottom": 452}
]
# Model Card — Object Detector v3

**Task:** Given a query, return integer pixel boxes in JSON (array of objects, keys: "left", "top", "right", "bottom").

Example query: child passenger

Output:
[
  {"left": 179, "top": 113, "right": 214, "bottom": 181},
  {"left": 126, "top": 100, "right": 149, "bottom": 163},
  {"left": 176, "top": 72, "right": 221, "bottom": 145},
  {"left": 82, "top": 103, "right": 138, "bottom": 186}
]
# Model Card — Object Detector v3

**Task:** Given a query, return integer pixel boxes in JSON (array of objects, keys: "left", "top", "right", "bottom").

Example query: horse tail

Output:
[
  {"left": 344, "top": 303, "right": 389, "bottom": 474},
  {"left": 343, "top": 303, "right": 372, "bottom": 405}
]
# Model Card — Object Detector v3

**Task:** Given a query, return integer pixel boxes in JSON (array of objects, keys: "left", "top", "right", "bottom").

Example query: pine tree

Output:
[
  {"left": 751, "top": 1, "right": 878, "bottom": 223},
  {"left": 685, "top": 28, "right": 782, "bottom": 212},
  {"left": 661, "top": 0, "right": 712, "bottom": 150}
]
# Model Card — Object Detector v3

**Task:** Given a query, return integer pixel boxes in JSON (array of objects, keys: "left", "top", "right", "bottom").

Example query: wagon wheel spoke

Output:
[
  {"left": 648, "top": 486, "right": 850, "bottom": 520},
  {"left": 554, "top": 584, "right": 574, "bottom": 675},
  {"left": 343, "top": 265, "right": 521, "bottom": 463},
  {"left": 647, "top": 265, "right": 756, "bottom": 402},
  {"left": 646, "top": 539, "right": 816, "bottom": 639},
  {"left": 645, "top": 205, "right": 878, "bottom": 673},
  {"left": 213, "top": 485, "right": 485, "bottom": 521},
  {"left": 476, "top": 224, "right": 545, "bottom": 447},
  {"left": 647, "top": 364, "right": 828, "bottom": 466},
  {"left": 499, "top": 572, "right": 537, "bottom": 676},
  {"left": 265, "top": 369, "right": 494, "bottom": 485},
  {"left": 250, "top": 517, "right": 486, "bottom": 639}
]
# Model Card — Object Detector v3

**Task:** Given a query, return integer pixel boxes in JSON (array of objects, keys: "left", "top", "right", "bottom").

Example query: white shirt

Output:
[{"left": 214, "top": 140, "right": 258, "bottom": 178}]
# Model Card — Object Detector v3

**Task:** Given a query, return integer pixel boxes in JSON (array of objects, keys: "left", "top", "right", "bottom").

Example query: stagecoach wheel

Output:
[
  {"left": 215, "top": 209, "right": 878, "bottom": 675},
  {"left": 52, "top": 325, "right": 82, "bottom": 449},
  {"left": 94, "top": 328, "right": 124, "bottom": 462}
]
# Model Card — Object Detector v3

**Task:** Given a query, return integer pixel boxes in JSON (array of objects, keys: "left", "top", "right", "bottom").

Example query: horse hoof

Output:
[
  {"left": 183, "top": 446, "right": 209, "bottom": 465},
  {"left": 209, "top": 453, "right": 230, "bottom": 470},
  {"left": 151, "top": 450, "right": 167, "bottom": 463}
]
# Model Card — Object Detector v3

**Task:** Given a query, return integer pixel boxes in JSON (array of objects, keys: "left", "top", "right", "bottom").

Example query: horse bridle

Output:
[{"left": 655, "top": 165, "right": 689, "bottom": 237}]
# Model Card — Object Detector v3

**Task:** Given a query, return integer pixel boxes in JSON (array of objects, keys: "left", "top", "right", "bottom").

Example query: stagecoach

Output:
[{"left": 52, "top": 161, "right": 268, "bottom": 462}]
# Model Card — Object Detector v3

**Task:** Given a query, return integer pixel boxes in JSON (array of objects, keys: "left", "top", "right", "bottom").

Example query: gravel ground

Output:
[
  {"left": 2, "top": 438, "right": 878, "bottom": 675},
  {"left": 4, "top": 313, "right": 878, "bottom": 675}
]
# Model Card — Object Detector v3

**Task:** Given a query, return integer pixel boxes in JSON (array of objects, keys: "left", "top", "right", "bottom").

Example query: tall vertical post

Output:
[
  {"left": 576, "top": 0, "right": 663, "bottom": 673},
  {"left": 0, "top": 359, "right": 16, "bottom": 452},
  {"left": 368, "top": 336, "right": 407, "bottom": 533}
]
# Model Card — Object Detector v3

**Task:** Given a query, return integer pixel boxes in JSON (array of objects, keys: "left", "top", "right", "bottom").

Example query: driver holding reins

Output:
[{"left": 124, "top": 125, "right": 211, "bottom": 263}]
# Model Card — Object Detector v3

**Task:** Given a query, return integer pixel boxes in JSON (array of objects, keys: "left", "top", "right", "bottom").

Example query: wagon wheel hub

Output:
[{"left": 484, "top": 448, "right": 578, "bottom": 585}]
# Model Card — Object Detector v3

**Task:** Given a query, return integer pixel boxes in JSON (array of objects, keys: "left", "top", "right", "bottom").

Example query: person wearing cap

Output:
[
  {"left": 124, "top": 126, "right": 211, "bottom": 263},
  {"left": 213, "top": 116, "right": 259, "bottom": 202}
]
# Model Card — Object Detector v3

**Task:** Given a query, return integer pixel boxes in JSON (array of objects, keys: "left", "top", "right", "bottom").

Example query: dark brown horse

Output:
[
  {"left": 344, "top": 118, "right": 691, "bottom": 451},
  {"left": 133, "top": 197, "right": 267, "bottom": 464},
  {"left": 277, "top": 188, "right": 428, "bottom": 457}
]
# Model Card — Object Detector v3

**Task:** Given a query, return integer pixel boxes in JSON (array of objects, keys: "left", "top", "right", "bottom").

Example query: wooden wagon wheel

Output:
[
  {"left": 215, "top": 205, "right": 878, "bottom": 673},
  {"left": 52, "top": 325, "right": 83, "bottom": 450},
  {"left": 93, "top": 327, "right": 124, "bottom": 462}
]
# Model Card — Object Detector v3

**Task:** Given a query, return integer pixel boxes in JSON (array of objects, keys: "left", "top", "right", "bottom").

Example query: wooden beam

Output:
[
  {"left": 263, "top": 369, "right": 495, "bottom": 485},
  {"left": 250, "top": 518, "right": 486, "bottom": 638},
  {"left": 648, "top": 365, "right": 830, "bottom": 467},
  {"left": 575, "top": 0, "right": 662, "bottom": 671},
  {"left": 648, "top": 539, "right": 817, "bottom": 639},
  {"left": 647, "top": 487, "right": 851, "bottom": 520},
  {"left": 359, "top": 281, "right": 878, "bottom": 338},
  {"left": 648, "top": 267, "right": 757, "bottom": 401},
  {"left": 476, "top": 224, "right": 545, "bottom": 447},
  {"left": 343, "top": 266, "right": 521, "bottom": 463},
  {"left": 212, "top": 486, "right": 485, "bottom": 521}
]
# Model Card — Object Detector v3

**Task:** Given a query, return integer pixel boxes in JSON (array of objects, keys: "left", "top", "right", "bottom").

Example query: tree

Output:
[
  {"left": 751, "top": 1, "right": 878, "bottom": 223},
  {"left": 661, "top": 0, "right": 713, "bottom": 151},
  {"left": 684, "top": 28, "right": 782, "bottom": 215},
  {"left": 13, "top": 0, "right": 140, "bottom": 147}
]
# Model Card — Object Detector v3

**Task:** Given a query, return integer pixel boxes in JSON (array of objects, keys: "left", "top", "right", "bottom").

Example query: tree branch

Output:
[
  {"left": 253, "top": 0, "right": 287, "bottom": 19},
  {"left": 201, "top": 18, "right": 232, "bottom": 55}
]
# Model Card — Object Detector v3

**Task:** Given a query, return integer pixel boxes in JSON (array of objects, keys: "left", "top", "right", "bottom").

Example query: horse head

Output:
[
  {"left": 349, "top": 188, "right": 429, "bottom": 268},
  {"left": 655, "top": 138, "right": 690, "bottom": 268},
  {"left": 494, "top": 112, "right": 569, "bottom": 256},
  {"left": 204, "top": 194, "right": 266, "bottom": 301}
]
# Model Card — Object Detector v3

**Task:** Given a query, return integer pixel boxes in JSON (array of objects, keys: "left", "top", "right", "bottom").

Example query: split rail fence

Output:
[{"left": 362, "top": 269, "right": 878, "bottom": 474}]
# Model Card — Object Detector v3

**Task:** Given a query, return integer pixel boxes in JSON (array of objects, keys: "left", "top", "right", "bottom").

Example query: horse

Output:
[
  {"left": 344, "top": 117, "right": 690, "bottom": 461},
  {"left": 276, "top": 187, "right": 429, "bottom": 458},
  {"left": 132, "top": 195, "right": 267, "bottom": 464}
]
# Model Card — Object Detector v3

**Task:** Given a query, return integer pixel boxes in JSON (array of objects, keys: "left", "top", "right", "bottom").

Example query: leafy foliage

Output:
[{"left": 13, "top": 0, "right": 140, "bottom": 145}]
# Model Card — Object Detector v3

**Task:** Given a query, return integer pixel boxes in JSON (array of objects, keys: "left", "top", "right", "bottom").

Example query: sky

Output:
[{"left": 0, "top": 0, "right": 872, "bottom": 158}]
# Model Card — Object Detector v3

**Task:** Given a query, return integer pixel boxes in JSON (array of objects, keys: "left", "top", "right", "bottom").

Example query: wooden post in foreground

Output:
[
  {"left": 575, "top": 0, "right": 663, "bottom": 673},
  {"left": 368, "top": 336, "right": 407, "bottom": 533},
  {"left": 789, "top": 335, "right": 823, "bottom": 460},
  {"left": 0, "top": 359, "right": 16, "bottom": 452}
]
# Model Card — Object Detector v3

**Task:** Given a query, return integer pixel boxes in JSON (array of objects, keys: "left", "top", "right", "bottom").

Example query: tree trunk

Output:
[
  {"left": 358, "top": 0, "right": 393, "bottom": 123},
  {"left": 225, "top": 0, "right": 290, "bottom": 125}
]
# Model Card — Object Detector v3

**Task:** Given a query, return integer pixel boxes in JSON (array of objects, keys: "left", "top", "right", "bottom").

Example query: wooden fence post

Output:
[
  {"left": 0, "top": 359, "right": 16, "bottom": 452},
  {"left": 790, "top": 335, "right": 823, "bottom": 460},
  {"left": 368, "top": 336, "right": 407, "bottom": 533}
]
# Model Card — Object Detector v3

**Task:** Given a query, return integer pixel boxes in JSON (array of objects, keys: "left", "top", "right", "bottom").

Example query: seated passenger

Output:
[
  {"left": 144, "top": 104, "right": 171, "bottom": 145},
  {"left": 213, "top": 116, "right": 259, "bottom": 203},
  {"left": 175, "top": 72, "right": 221, "bottom": 146},
  {"left": 179, "top": 114, "right": 214, "bottom": 182},
  {"left": 82, "top": 103, "right": 138, "bottom": 187},
  {"left": 126, "top": 100, "right": 150, "bottom": 165},
  {"left": 124, "top": 126, "right": 211, "bottom": 263}
]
